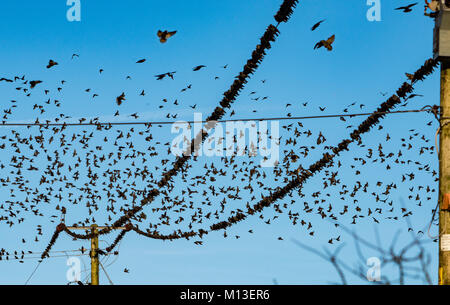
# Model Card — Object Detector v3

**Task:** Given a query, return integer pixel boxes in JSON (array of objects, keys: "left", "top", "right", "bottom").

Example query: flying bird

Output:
[
  {"left": 29, "top": 80, "right": 43, "bottom": 89},
  {"left": 157, "top": 30, "right": 177, "bottom": 43},
  {"left": 311, "top": 19, "right": 325, "bottom": 31},
  {"left": 46, "top": 60, "right": 58, "bottom": 69},
  {"left": 193, "top": 65, "right": 206, "bottom": 71},
  {"left": 395, "top": 3, "right": 417, "bottom": 12},
  {"left": 314, "top": 35, "right": 335, "bottom": 51},
  {"left": 116, "top": 92, "right": 126, "bottom": 106}
]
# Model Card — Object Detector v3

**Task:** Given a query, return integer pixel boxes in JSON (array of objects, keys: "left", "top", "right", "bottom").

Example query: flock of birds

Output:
[
  {"left": 310, "top": 2, "right": 431, "bottom": 52},
  {"left": 0, "top": 1, "right": 440, "bottom": 280}
]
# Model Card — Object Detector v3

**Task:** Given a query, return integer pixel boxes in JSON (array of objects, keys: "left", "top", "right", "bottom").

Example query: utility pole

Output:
[
  {"left": 434, "top": 0, "right": 450, "bottom": 285},
  {"left": 90, "top": 224, "right": 99, "bottom": 285},
  {"left": 439, "top": 63, "right": 450, "bottom": 285},
  {"left": 66, "top": 224, "right": 128, "bottom": 285}
]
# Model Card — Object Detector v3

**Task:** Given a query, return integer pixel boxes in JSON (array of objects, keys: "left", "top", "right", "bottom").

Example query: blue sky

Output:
[{"left": 0, "top": 0, "right": 441, "bottom": 284}]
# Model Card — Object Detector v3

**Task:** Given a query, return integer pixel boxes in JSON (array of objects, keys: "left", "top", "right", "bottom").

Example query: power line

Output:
[
  {"left": 99, "top": 260, "right": 114, "bottom": 285},
  {"left": 0, "top": 108, "right": 434, "bottom": 128},
  {"left": 24, "top": 260, "right": 42, "bottom": 285}
]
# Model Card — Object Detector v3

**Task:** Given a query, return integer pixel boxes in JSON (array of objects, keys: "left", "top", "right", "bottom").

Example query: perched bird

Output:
[
  {"left": 425, "top": 0, "right": 439, "bottom": 14},
  {"left": 157, "top": 30, "right": 177, "bottom": 43},
  {"left": 314, "top": 35, "right": 335, "bottom": 51}
]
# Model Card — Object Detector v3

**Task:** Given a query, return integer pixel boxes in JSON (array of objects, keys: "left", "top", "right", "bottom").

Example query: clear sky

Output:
[{"left": 0, "top": 0, "right": 441, "bottom": 284}]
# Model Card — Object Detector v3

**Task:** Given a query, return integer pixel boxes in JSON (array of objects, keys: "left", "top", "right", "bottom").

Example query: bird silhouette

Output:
[
  {"left": 314, "top": 35, "right": 335, "bottom": 51},
  {"left": 311, "top": 19, "right": 325, "bottom": 31},
  {"left": 395, "top": 3, "right": 417, "bottom": 13},
  {"left": 157, "top": 30, "right": 177, "bottom": 43}
]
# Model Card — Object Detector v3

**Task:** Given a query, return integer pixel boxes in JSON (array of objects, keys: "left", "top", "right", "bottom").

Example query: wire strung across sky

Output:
[{"left": 0, "top": 108, "right": 436, "bottom": 128}]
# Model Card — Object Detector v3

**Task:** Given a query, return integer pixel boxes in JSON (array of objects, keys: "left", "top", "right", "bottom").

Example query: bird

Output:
[
  {"left": 193, "top": 65, "right": 206, "bottom": 71},
  {"left": 405, "top": 73, "right": 415, "bottom": 82},
  {"left": 157, "top": 30, "right": 177, "bottom": 43},
  {"left": 311, "top": 19, "right": 325, "bottom": 31},
  {"left": 136, "top": 59, "right": 146, "bottom": 64},
  {"left": 395, "top": 3, "right": 417, "bottom": 13},
  {"left": 116, "top": 92, "right": 126, "bottom": 106},
  {"left": 155, "top": 72, "right": 176, "bottom": 80},
  {"left": 314, "top": 35, "right": 335, "bottom": 51},
  {"left": 47, "top": 60, "right": 58, "bottom": 69},
  {"left": 425, "top": 0, "right": 439, "bottom": 14},
  {"left": 155, "top": 73, "right": 167, "bottom": 80},
  {"left": 29, "top": 80, "right": 42, "bottom": 89}
]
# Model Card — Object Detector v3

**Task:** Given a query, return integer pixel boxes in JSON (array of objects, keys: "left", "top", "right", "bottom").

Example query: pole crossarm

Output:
[{"left": 63, "top": 223, "right": 130, "bottom": 285}]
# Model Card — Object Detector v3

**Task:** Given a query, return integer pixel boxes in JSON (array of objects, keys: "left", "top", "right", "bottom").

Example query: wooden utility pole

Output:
[
  {"left": 65, "top": 224, "right": 129, "bottom": 285},
  {"left": 439, "top": 62, "right": 450, "bottom": 285},
  {"left": 90, "top": 224, "right": 99, "bottom": 285}
]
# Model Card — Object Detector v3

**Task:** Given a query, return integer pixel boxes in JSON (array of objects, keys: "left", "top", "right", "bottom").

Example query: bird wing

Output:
[
  {"left": 166, "top": 31, "right": 177, "bottom": 38},
  {"left": 314, "top": 41, "right": 323, "bottom": 49},
  {"left": 327, "top": 35, "right": 335, "bottom": 44}
]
